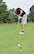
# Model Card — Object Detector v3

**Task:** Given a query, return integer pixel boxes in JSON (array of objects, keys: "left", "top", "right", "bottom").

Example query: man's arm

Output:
[
  {"left": 18, "top": 10, "right": 23, "bottom": 21},
  {"left": 18, "top": 15, "right": 21, "bottom": 21},
  {"left": 19, "top": 10, "right": 23, "bottom": 16}
]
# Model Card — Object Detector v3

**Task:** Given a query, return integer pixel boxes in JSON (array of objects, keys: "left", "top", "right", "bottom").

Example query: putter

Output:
[{"left": 17, "top": 21, "right": 20, "bottom": 32}]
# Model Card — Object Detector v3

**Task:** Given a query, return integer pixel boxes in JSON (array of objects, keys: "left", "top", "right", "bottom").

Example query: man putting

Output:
[{"left": 12, "top": 8, "right": 27, "bottom": 34}]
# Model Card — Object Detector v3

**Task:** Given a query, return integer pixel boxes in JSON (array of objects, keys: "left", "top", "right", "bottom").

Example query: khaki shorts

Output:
[{"left": 21, "top": 14, "right": 27, "bottom": 24}]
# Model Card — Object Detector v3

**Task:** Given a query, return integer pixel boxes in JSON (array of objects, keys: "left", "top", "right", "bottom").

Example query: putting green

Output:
[{"left": 0, "top": 23, "right": 34, "bottom": 54}]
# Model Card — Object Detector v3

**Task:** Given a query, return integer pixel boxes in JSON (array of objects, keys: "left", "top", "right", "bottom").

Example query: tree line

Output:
[{"left": 0, "top": 0, "right": 34, "bottom": 23}]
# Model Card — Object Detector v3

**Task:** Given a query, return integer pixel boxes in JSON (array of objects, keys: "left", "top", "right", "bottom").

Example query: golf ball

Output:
[{"left": 18, "top": 44, "right": 21, "bottom": 47}]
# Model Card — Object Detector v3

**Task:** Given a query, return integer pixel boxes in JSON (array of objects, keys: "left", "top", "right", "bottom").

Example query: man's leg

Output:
[
  {"left": 19, "top": 14, "right": 27, "bottom": 34},
  {"left": 21, "top": 24, "right": 24, "bottom": 32},
  {"left": 19, "top": 24, "right": 24, "bottom": 34}
]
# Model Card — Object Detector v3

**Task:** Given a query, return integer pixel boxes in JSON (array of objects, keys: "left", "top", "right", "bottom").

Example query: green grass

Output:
[{"left": 0, "top": 23, "right": 34, "bottom": 54}]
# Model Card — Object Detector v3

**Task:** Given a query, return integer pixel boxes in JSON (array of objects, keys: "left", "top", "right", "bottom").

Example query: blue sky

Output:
[{"left": 3, "top": 0, "right": 34, "bottom": 14}]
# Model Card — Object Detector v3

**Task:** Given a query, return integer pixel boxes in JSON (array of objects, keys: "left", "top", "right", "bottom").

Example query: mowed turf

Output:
[{"left": 0, "top": 23, "right": 34, "bottom": 54}]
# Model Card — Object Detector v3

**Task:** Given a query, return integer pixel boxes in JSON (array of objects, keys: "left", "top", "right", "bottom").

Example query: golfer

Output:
[{"left": 12, "top": 8, "right": 27, "bottom": 34}]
